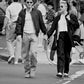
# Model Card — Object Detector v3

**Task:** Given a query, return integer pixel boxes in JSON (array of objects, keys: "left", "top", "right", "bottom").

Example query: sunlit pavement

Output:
[
  {"left": 0, "top": 62, "right": 84, "bottom": 84},
  {"left": 0, "top": 36, "right": 84, "bottom": 84}
]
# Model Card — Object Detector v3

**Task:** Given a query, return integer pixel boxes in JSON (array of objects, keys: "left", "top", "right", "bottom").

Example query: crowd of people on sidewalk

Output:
[{"left": 1, "top": 0, "right": 84, "bottom": 79}]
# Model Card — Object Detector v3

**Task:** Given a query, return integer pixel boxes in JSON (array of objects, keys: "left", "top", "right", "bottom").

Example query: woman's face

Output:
[{"left": 59, "top": 1, "right": 67, "bottom": 13}]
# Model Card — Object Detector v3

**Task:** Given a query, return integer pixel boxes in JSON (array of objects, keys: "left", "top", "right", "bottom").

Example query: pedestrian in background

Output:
[
  {"left": 2, "top": 0, "right": 24, "bottom": 64},
  {"left": 15, "top": 0, "right": 47, "bottom": 78},
  {"left": 45, "top": 1, "right": 56, "bottom": 58},
  {"left": 69, "top": 0, "right": 78, "bottom": 17},
  {"left": 6, "top": 0, "right": 13, "bottom": 6},
  {"left": 47, "top": 0, "right": 79, "bottom": 78}
]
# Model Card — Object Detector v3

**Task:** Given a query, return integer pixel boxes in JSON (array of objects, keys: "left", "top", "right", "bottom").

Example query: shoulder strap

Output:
[
  {"left": 0, "top": 7, "right": 5, "bottom": 14},
  {"left": 22, "top": 4, "right": 24, "bottom": 10}
]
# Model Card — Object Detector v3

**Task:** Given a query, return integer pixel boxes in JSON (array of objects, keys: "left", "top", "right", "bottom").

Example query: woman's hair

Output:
[
  {"left": 60, "top": 0, "right": 70, "bottom": 12},
  {"left": 67, "top": 1, "right": 70, "bottom": 12}
]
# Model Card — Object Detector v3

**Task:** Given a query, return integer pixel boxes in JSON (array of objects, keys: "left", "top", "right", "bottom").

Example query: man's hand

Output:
[
  {"left": 44, "top": 35, "right": 48, "bottom": 40},
  {"left": 2, "top": 28, "right": 6, "bottom": 35},
  {"left": 71, "top": 47, "right": 76, "bottom": 54},
  {"left": 66, "top": 15, "right": 70, "bottom": 20}
]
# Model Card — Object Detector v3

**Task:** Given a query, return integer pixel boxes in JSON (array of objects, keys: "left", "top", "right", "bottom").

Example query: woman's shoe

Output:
[
  {"left": 56, "top": 72, "right": 63, "bottom": 78},
  {"left": 63, "top": 73, "right": 69, "bottom": 78}
]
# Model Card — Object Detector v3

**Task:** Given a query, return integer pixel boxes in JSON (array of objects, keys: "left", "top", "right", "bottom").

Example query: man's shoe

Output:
[
  {"left": 30, "top": 68, "right": 36, "bottom": 77},
  {"left": 63, "top": 73, "right": 69, "bottom": 78},
  {"left": 56, "top": 72, "right": 63, "bottom": 78},
  {"left": 14, "top": 61, "right": 19, "bottom": 64},
  {"left": 25, "top": 71, "right": 31, "bottom": 78}
]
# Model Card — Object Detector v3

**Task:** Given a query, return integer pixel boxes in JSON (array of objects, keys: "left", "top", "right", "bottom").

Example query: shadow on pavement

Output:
[{"left": 0, "top": 55, "right": 9, "bottom": 61}]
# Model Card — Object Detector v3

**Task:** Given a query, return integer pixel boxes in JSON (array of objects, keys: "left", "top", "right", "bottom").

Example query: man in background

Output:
[{"left": 2, "top": 0, "right": 24, "bottom": 64}]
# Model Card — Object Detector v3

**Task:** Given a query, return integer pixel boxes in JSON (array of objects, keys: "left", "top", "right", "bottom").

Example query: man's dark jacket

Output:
[
  {"left": 15, "top": 8, "right": 47, "bottom": 37},
  {"left": 47, "top": 13, "right": 79, "bottom": 50}
]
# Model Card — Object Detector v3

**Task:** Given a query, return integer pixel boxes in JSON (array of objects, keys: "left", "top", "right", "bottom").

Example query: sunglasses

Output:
[
  {"left": 60, "top": 5, "right": 63, "bottom": 8},
  {"left": 27, "top": 1, "right": 33, "bottom": 4}
]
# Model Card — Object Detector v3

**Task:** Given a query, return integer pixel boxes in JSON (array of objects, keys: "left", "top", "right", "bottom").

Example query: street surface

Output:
[
  {"left": 0, "top": 35, "right": 84, "bottom": 84},
  {"left": 0, "top": 62, "right": 84, "bottom": 84}
]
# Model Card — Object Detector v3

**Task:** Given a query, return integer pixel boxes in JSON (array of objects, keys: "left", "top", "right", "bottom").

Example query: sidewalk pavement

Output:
[
  {"left": 0, "top": 62, "right": 84, "bottom": 84},
  {"left": 1, "top": 36, "right": 84, "bottom": 84}
]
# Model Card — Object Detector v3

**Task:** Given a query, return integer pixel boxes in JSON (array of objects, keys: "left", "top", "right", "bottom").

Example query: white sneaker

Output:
[
  {"left": 8, "top": 56, "right": 14, "bottom": 62},
  {"left": 14, "top": 61, "right": 18, "bottom": 64},
  {"left": 56, "top": 72, "right": 63, "bottom": 78},
  {"left": 25, "top": 71, "right": 31, "bottom": 78},
  {"left": 8, "top": 56, "right": 15, "bottom": 64},
  {"left": 30, "top": 68, "right": 36, "bottom": 77},
  {"left": 63, "top": 73, "right": 69, "bottom": 77}
]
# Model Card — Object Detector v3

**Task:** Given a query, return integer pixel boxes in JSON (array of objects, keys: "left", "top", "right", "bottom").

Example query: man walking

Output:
[
  {"left": 15, "top": 0, "right": 47, "bottom": 78},
  {"left": 2, "top": 0, "right": 24, "bottom": 64}
]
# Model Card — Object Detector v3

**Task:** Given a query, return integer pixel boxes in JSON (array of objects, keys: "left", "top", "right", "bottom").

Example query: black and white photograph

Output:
[{"left": 0, "top": 0, "right": 84, "bottom": 84}]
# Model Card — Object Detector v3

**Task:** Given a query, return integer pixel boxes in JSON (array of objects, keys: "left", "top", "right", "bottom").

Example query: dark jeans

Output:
[{"left": 57, "top": 32, "right": 71, "bottom": 74}]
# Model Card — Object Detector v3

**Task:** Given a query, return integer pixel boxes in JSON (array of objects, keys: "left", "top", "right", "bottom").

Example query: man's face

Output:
[
  {"left": 26, "top": 0, "right": 33, "bottom": 8},
  {"left": 59, "top": 1, "right": 67, "bottom": 13}
]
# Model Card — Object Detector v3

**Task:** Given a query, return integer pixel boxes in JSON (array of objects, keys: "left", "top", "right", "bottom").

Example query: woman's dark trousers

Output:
[{"left": 57, "top": 32, "right": 71, "bottom": 74}]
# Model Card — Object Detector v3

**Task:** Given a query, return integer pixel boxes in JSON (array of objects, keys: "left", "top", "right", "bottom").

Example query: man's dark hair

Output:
[
  {"left": 0, "top": 0, "right": 2, "bottom": 2},
  {"left": 72, "top": 1, "right": 77, "bottom": 7},
  {"left": 7, "top": 0, "right": 13, "bottom": 5},
  {"left": 13, "top": 0, "right": 18, "bottom": 2},
  {"left": 24, "top": 0, "right": 37, "bottom": 4}
]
